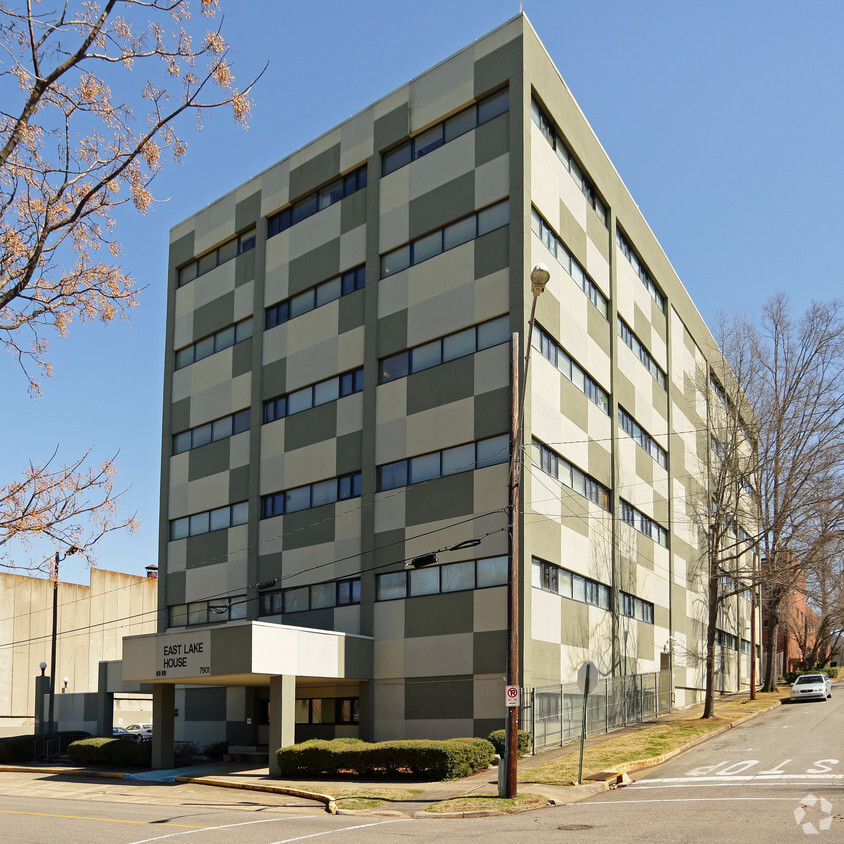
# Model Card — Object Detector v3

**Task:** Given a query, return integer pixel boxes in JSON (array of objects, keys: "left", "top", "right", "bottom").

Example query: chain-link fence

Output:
[{"left": 521, "top": 670, "right": 672, "bottom": 753}]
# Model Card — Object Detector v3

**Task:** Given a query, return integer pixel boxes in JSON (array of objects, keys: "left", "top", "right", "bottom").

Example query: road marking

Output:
[
  {"left": 130, "top": 815, "right": 317, "bottom": 843},
  {"left": 639, "top": 774, "right": 844, "bottom": 784},
  {"left": 0, "top": 809, "right": 204, "bottom": 828},
  {"left": 270, "top": 819, "right": 412, "bottom": 842},
  {"left": 582, "top": 797, "right": 813, "bottom": 805}
]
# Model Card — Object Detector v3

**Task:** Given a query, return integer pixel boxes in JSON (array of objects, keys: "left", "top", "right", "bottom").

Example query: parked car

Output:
[
  {"left": 124, "top": 723, "right": 153, "bottom": 741},
  {"left": 789, "top": 673, "right": 832, "bottom": 702},
  {"left": 112, "top": 726, "right": 131, "bottom": 737}
]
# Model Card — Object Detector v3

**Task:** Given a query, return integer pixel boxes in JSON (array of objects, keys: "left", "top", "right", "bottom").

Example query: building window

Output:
[
  {"left": 532, "top": 324, "right": 609, "bottom": 413},
  {"left": 265, "top": 264, "right": 365, "bottom": 330},
  {"left": 376, "top": 555, "right": 507, "bottom": 600},
  {"left": 532, "top": 558, "right": 610, "bottom": 610},
  {"left": 530, "top": 208, "right": 608, "bottom": 317},
  {"left": 376, "top": 434, "right": 508, "bottom": 492},
  {"left": 259, "top": 578, "right": 361, "bottom": 616},
  {"left": 264, "top": 367, "right": 364, "bottom": 424},
  {"left": 295, "top": 697, "right": 359, "bottom": 725},
  {"left": 532, "top": 439, "right": 611, "bottom": 511},
  {"left": 168, "top": 596, "right": 247, "bottom": 627},
  {"left": 177, "top": 227, "right": 256, "bottom": 287},
  {"left": 616, "top": 229, "right": 666, "bottom": 312},
  {"left": 381, "top": 87, "right": 509, "bottom": 176},
  {"left": 617, "top": 316, "right": 666, "bottom": 389},
  {"left": 620, "top": 591, "right": 655, "bottom": 624},
  {"left": 261, "top": 472, "right": 362, "bottom": 519},
  {"left": 530, "top": 98, "right": 607, "bottom": 225},
  {"left": 170, "top": 502, "right": 248, "bottom": 540},
  {"left": 618, "top": 407, "right": 667, "bottom": 468},
  {"left": 716, "top": 628, "right": 738, "bottom": 651},
  {"left": 620, "top": 499, "right": 669, "bottom": 547},
  {"left": 380, "top": 199, "right": 508, "bottom": 278},
  {"left": 267, "top": 165, "right": 367, "bottom": 238},
  {"left": 379, "top": 315, "right": 508, "bottom": 384},
  {"left": 173, "top": 409, "right": 250, "bottom": 455},
  {"left": 174, "top": 318, "right": 253, "bottom": 370}
]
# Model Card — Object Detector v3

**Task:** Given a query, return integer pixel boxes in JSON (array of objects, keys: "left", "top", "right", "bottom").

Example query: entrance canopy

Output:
[{"left": 122, "top": 620, "right": 373, "bottom": 686}]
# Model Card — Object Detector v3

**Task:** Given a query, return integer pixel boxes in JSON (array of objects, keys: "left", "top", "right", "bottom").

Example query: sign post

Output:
[{"left": 576, "top": 661, "right": 599, "bottom": 785}]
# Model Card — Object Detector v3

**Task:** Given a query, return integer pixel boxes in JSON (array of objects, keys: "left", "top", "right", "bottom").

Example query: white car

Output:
[
  {"left": 790, "top": 673, "right": 832, "bottom": 702},
  {"left": 124, "top": 722, "right": 153, "bottom": 741}
]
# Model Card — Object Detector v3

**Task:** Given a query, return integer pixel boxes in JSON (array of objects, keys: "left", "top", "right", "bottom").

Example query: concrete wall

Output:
[{"left": 0, "top": 569, "right": 157, "bottom": 737}]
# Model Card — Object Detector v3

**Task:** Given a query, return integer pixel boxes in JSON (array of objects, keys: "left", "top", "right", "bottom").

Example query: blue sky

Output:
[{"left": 6, "top": 0, "right": 842, "bottom": 584}]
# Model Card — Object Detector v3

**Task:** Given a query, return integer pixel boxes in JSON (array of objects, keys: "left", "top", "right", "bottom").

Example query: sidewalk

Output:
[{"left": 0, "top": 691, "right": 786, "bottom": 818}]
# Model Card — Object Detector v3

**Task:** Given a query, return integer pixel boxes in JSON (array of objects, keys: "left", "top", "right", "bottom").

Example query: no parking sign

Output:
[{"left": 505, "top": 685, "right": 520, "bottom": 708}]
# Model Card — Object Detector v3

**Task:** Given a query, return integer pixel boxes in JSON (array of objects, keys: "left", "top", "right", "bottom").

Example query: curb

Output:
[
  {"left": 0, "top": 765, "right": 125, "bottom": 779},
  {"left": 175, "top": 775, "right": 336, "bottom": 814}
]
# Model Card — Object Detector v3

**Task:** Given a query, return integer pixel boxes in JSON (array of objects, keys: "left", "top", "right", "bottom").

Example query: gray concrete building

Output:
[
  {"left": 123, "top": 14, "right": 759, "bottom": 768},
  {"left": 0, "top": 568, "right": 156, "bottom": 737}
]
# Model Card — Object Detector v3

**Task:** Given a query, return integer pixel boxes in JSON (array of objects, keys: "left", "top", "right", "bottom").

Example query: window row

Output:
[
  {"left": 380, "top": 315, "right": 508, "bottom": 384},
  {"left": 616, "top": 229, "right": 666, "bottom": 312},
  {"left": 173, "top": 409, "right": 250, "bottom": 455},
  {"left": 382, "top": 88, "right": 509, "bottom": 176},
  {"left": 716, "top": 628, "right": 738, "bottom": 651},
  {"left": 168, "top": 596, "right": 247, "bottom": 627},
  {"left": 260, "top": 577, "right": 361, "bottom": 615},
  {"left": 532, "top": 558, "right": 611, "bottom": 610},
  {"left": 177, "top": 227, "right": 256, "bottom": 287},
  {"left": 265, "top": 264, "right": 365, "bottom": 330},
  {"left": 380, "top": 199, "right": 508, "bottom": 278},
  {"left": 296, "top": 697, "right": 359, "bottom": 725},
  {"left": 175, "top": 318, "right": 253, "bottom": 370},
  {"left": 377, "top": 434, "right": 508, "bottom": 492},
  {"left": 261, "top": 471, "right": 362, "bottom": 519},
  {"left": 377, "top": 555, "right": 507, "bottom": 601},
  {"left": 170, "top": 502, "right": 248, "bottom": 540},
  {"left": 532, "top": 324, "right": 609, "bottom": 414},
  {"left": 530, "top": 97, "right": 607, "bottom": 225},
  {"left": 530, "top": 208, "right": 608, "bottom": 318},
  {"left": 710, "top": 375, "right": 754, "bottom": 447},
  {"left": 533, "top": 440, "right": 611, "bottom": 511},
  {"left": 618, "top": 407, "right": 667, "bottom": 468},
  {"left": 267, "top": 165, "right": 368, "bottom": 238},
  {"left": 620, "top": 591, "right": 655, "bottom": 624},
  {"left": 740, "top": 639, "right": 761, "bottom": 657},
  {"left": 264, "top": 367, "right": 364, "bottom": 424},
  {"left": 617, "top": 316, "right": 666, "bottom": 389},
  {"left": 620, "top": 499, "right": 669, "bottom": 547}
]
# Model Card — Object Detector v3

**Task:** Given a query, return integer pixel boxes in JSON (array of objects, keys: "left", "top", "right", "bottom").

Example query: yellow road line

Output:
[{"left": 0, "top": 808, "right": 207, "bottom": 828}]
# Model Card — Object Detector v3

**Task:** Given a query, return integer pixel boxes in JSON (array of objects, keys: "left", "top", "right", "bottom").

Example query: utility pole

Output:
[{"left": 48, "top": 547, "right": 79, "bottom": 733}]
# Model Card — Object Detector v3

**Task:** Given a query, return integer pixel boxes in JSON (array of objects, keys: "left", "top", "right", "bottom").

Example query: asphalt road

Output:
[{"left": 2, "top": 691, "right": 842, "bottom": 842}]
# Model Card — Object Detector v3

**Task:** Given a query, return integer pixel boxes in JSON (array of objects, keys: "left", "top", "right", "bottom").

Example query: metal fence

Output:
[{"left": 521, "top": 670, "right": 673, "bottom": 753}]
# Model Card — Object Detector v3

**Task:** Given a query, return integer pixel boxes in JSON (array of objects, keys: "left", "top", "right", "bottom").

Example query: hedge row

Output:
[
  {"left": 486, "top": 729, "right": 532, "bottom": 757},
  {"left": 276, "top": 737, "right": 495, "bottom": 780},
  {"left": 0, "top": 731, "right": 90, "bottom": 763},
  {"left": 67, "top": 737, "right": 151, "bottom": 766},
  {"left": 785, "top": 667, "right": 839, "bottom": 683}
]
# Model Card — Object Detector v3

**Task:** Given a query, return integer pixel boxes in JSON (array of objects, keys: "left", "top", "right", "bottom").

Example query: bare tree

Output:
[
  {"left": 711, "top": 297, "right": 844, "bottom": 695},
  {"left": 0, "top": 1, "right": 260, "bottom": 570},
  {"left": 697, "top": 313, "right": 760, "bottom": 718}
]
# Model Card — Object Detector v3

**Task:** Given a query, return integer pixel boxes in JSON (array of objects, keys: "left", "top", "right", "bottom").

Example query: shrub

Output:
[
  {"left": 67, "top": 737, "right": 151, "bottom": 767},
  {"left": 785, "top": 667, "right": 839, "bottom": 684},
  {"left": 276, "top": 737, "right": 494, "bottom": 780},
  {"left": 487, "top": 729, "right": 532, "bottom": 757},
  {"left": 0, "top": 731, "right": 89, "bottom": 763}
]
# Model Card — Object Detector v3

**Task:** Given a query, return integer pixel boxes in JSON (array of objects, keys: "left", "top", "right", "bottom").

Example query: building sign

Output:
[{"left": 155, "top": 631, "right": 211, "bottom": 679}]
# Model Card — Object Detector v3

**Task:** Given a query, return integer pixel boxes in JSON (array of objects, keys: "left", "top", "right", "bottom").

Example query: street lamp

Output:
[
  {"left": 504, "top": 264, "right": 549, "bottom": 798},
  {"left": 48, "top": 546, "right": 80, "bottom": 733}
]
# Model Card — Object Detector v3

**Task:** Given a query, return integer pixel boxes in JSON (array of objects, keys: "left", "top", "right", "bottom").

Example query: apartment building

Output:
[{"left": 122, "top": 14, "right": 759, "bottom": 767}]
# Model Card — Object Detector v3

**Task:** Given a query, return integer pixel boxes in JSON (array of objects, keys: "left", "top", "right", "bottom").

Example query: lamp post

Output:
[
  {"left": 48, "top": 547, "right": 79, "bottom": 733},
  {"left": 504, "top": 264, "right": 549, "bottom": 799}
]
